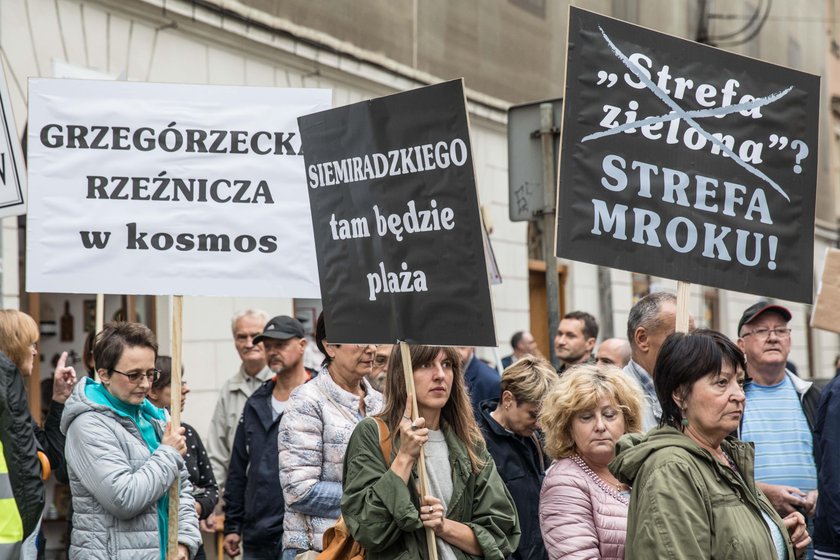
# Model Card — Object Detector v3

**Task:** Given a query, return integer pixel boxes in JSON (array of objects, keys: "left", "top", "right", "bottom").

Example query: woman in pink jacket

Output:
[{"left": 538, "top": 364, "right": 642, "bottom": 559}]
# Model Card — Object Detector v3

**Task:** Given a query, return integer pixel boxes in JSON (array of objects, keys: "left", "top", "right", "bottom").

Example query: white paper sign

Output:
[
  {"left": 0, "top": 64, "right": 27, "bottom": 218},
  {"left": 27, "top": 79, "right": 331, "bottom": 297}
]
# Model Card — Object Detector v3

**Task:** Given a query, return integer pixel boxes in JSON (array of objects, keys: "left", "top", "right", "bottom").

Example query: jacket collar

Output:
[
  {"left": 228, "top": 364, "right": 272, "bottom": 392},
  {"left": 318, "top": 368, "right": 382, "bottom": 413},
  {"left": 247, "top": 377, "right": 278, "bottom": 430},
  {"left": 785, "top": 369, "right": 812, "bottom": 395}
]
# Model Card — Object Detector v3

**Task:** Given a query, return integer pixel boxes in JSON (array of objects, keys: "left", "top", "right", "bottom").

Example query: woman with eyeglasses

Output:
[
  {"left": 278, "top": 312, "right": 384, "bottom": 559},
  {"left": 61, "top": 322, "right": 201, "bottom": 560},
  {"left": 147, "top": 356, "right": 217, "bottom": 560}
]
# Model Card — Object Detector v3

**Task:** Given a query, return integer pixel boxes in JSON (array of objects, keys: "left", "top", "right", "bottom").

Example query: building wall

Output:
[
  {"left": 4, "top": 0, "right": 838, "bottom": 429},
  {"left": 0, "top": 0, "right": 528, "bottom": 434}
]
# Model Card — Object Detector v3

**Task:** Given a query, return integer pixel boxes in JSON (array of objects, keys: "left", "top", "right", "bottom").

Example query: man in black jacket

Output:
[{"left": 223, "top": 316, "right": 313, "bottom": 559}]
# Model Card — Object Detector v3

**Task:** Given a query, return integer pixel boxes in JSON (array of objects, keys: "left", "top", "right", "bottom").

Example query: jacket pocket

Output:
[{"left": 710, "top": 492, "right": 743, "bottom": 508}]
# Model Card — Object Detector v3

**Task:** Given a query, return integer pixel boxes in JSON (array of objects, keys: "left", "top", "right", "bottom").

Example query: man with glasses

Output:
[
  {"left": 737, "top": 301, "right": 820, "bottom": 538},
  {"left": 207, "top": 309, "right": 272, "bottom": 507},
  {"left": 365, "top": 344, "right": 392, "bottom": 393}
]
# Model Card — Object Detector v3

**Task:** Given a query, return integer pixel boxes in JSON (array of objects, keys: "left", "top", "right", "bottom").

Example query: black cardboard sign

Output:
[
  {"left": 557, "top": 7, "right": 820, "bottom": 303},
  {"left": 299, "top": 80, "right": 496, "bottom": 345}
]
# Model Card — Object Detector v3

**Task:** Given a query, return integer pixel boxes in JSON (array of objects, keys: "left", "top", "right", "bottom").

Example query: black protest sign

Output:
[
  {"left": 557, "top": 7, "right": 819, "bottom": 303},
  {"left": 299, "top": 80, "right": 496, "bottom": 346}
]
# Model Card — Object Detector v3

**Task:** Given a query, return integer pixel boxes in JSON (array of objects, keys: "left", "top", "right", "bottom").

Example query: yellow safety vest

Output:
[{"left": 0, "top": 439, "right": 23, "bottom": 557}]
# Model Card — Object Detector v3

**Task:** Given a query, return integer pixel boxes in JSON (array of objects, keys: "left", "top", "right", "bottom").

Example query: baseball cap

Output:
[
  {"left": 737, "top": 301, "right": 792, "bottom": 335},
  {"left": 252, "top": 315, "right": 305, "bottom": 344}
]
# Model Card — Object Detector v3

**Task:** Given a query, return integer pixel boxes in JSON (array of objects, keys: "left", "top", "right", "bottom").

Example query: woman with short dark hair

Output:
[
  {"left": 61, "top": 322, "right": 200, "bottom": 560},
  {"left": 611, "top": 329, "right": 810, "bottom": 559}
]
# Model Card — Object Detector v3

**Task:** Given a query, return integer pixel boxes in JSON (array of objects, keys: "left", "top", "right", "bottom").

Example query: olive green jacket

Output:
[
  {"left": 610, "top": 427, "right": 795, "bottom": 560},
  {"left": 341, "top": 417, "right": 520, "bottom": 560}
]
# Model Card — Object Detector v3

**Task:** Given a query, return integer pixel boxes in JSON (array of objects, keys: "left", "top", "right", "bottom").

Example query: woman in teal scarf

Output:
[{"left": 61, "top": 322, "right": 201, "bottom": 560}]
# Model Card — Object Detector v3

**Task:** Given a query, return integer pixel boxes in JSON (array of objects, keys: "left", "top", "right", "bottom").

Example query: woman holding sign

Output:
[
  {"left": 61, "top": 322, "right": 200, "bottom": 560},
  {"left": 341, "top": 345, "right": 520, "bottom": 559}
]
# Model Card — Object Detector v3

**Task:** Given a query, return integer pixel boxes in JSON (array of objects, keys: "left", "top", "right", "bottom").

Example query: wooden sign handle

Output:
[
  {"left": 676, "top": 281, "right": 691, "bottom": 334},
  {"left": 167, "top": 295, "right": 183, "bottom": 559},
  {"left": 399, "top": 341, "right": 439, "bottom": 560}
]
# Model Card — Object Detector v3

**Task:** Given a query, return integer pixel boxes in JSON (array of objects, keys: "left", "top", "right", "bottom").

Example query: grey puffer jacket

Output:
[{"left": 61, "top": 378, "right": 200, "bottom": 559}]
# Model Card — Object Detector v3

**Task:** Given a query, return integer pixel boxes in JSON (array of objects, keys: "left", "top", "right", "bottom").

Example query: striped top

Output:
[{"left": 742, "top": 374, "right": 816, "bottom": 491}]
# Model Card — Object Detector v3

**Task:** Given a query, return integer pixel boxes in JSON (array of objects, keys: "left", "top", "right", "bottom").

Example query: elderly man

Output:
[
  {"left": 624, "top": 292, "right": 694, "bottom": 432},
  {"left": 206, "top": 309, "right": 272, "bottom": 500},
  {"left": 365, "top": 344, "right": 392, "bottom": 393},
  {"left": 737, "top": 301, "right": 819, "bottom": 527},
  {"left": 595, "top": 338, "right": 631, "bottom": 368},
  {"left": 553, "top": 311, "right": 598, "bottom": 373}
]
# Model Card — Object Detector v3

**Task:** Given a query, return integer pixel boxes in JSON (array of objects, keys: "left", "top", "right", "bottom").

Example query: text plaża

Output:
[
  {"left": 591, "top": 154, "right": 779, "bottom": 270},
  {"left": 307, "top": 138, "right": 468, "bottom": 188}
]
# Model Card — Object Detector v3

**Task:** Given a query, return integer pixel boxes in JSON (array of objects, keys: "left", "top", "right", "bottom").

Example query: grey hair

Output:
[
  {"left": 231, "top": 309, "right": 270, "bottom": 334},
  {"left": 626, "top": 292, "right": 676, "bottom": 349}
]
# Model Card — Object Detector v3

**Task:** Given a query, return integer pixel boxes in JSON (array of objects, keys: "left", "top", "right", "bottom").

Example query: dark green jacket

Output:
[
  {"left": 610, "top": 427, "right": 794, "bottom": 560},
  {"left": 341, "top": 417, "right": 520, "bottom": 560}
]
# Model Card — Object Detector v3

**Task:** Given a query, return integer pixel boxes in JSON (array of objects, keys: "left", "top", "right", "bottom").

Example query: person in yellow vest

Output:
[
  {"left": 0, "top": 341, "right": 43, "bottom": 560},
  {"left": 0, "top": 310, "right": 77, "bottom": 558}
]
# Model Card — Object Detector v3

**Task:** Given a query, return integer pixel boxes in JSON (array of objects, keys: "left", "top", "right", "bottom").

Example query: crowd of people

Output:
[{"left": 4, "top": 292, "right": 840, "bottom": 559}]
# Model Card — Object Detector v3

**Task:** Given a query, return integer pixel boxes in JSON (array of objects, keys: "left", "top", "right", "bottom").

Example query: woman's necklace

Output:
[{"left": 571, "top": 455, "right": 630, "bottom": 505}]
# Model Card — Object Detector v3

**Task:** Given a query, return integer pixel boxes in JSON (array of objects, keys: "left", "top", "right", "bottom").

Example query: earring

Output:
[{"left": 681, "top": 407, "right": 689, "bottom": 427}]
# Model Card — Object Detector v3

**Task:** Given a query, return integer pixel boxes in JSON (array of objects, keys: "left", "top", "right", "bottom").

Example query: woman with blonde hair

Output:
[
  {"left": 538, "top": 363, "right": 642, "bottom": 560},
  {"left": 477, "top": 357, "right": 557, "bottom": 560},
  {"left": 342, "top": 344, "right": 520, "bottom": 559},
  {"left": 0, "top": 309, "right": 76, "bottom": 557}
]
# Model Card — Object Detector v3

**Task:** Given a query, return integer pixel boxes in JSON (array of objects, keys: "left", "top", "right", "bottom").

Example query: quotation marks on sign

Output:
[
  {"left": 596, "top": 71, "right": 619, "bottom": 88},
  {"left": 768, "top": 135, "right": 810, "bottom": 174},
  {"left": 590, "top": 26, "right": 799, "bottom": 202}
]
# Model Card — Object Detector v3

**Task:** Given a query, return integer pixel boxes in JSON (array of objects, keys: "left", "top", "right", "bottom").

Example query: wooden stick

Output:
[
  {"left": 95, "top": 293, "right": 104, "bottom": 333},
  {"left": 399, "top": 341, "right": 439, "bottom": 560},
  {"left": 94, "top": 294, "right": 105, "bottom": 382},
  {"left": 676, "top": 281, "right": 691, "bottom": 334},
  {"left": 167, "top": 296, "right": 184, "bottom": 559}
]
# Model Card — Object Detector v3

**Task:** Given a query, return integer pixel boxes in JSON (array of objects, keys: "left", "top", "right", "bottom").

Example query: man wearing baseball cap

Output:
[
  {"left": 737, "top": 301, "right": 820, "bottom": 535},
  {"left": 223, "top": 316, "right": 314, "bottom": 559}
]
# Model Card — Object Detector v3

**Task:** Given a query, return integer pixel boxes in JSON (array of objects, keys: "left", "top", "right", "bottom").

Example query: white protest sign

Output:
[
  {"left": 27, "top": 79, "right": 331, "bottom": 297},
  {"left": 0, "top": 63, "right": 27, "bottom": 218}
]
